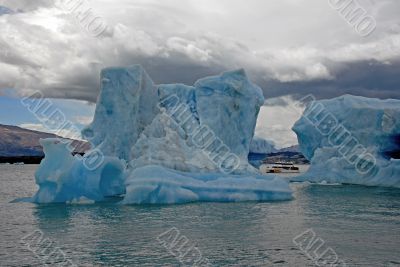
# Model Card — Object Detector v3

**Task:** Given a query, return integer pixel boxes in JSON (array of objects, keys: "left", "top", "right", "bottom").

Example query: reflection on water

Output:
[{"left": 1, "top": 165, "right": 400, "bottom": 266}]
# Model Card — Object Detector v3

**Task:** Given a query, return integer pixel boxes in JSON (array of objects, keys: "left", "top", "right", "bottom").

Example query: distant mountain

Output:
[
  {"left": 248, "top": 144, "right": 308, "bottom": 168},
  {"left": 0, "top": 124, "right": 89, "bottom": 157},
  {"left": 260, "top": 151, "right": 309, "bottom": 165}
]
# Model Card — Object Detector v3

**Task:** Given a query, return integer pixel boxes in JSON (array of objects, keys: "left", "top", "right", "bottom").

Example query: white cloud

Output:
[
  {"left": 19, "top": 121, "right": 85, "bottom": 140},
  {"left": 19, "top": 123, "right": 48, "bottom": 132},
  {"left": 0, "top": 0, "right": 399, "bottom": 102},
  {"left": 255, "top": 96, "right": 305, "bottom": 148},
  {"left": 73, "top": 115, "right": 93, "bottom": 125}
]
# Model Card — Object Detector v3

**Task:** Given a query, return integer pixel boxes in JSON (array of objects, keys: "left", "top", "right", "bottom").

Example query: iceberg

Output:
[
  {"left": 249, "top": 137, "right": 277, "bottom": 154},
  {"left": 248, "top": 137, "right": 277, "bottom": 169},
  {"left": 31, "top": 65, "right": 292, "bottom": 204},
  {"left": 32, "top": 139, "right": 125, "bottom": 203},
  {"left": 125, "top": 68, "right": 292, "bottom": 203},
  {"left": 130, "top": 69, "right": 264, "bottom": 174},
  {"left": 292, "top": 94, "right": 400, "bottom": 188}
]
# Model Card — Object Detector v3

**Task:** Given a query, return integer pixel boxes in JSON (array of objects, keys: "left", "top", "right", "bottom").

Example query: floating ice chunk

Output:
[
  {"left": 32, "top": 138, "right": 125, "bottom": 203},
  {"left": 292, "top": 95, "right": 400, "bottom": 188},
  {"left": 122, "top": 165, "right": 292, "bottom": 204}
]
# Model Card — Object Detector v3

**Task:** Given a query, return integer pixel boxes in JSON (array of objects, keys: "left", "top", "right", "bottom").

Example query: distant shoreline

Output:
[
  {"left": 0, "top": 156, "right": 44, "bottom": 164},
  {"left": 0, "top": 152, "right": 85, "bottom": 164}
]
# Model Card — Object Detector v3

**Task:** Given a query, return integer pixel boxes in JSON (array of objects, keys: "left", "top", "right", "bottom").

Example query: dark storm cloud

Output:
[
  {"left": 0, "top": 0, "right": 399, "bottom": 103},
  {"left": 259, "top": 59, "right": 400, "bottom": 101}
]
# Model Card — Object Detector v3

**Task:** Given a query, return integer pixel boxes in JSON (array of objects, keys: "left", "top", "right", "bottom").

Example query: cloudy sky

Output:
[{"left": 0, "top": 0, "right": 399, "bottom": 147}]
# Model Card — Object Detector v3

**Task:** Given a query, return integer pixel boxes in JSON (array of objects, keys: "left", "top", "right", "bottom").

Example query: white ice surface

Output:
[{"left": 292, "top": 95, "right": 400, "bottom": 188}]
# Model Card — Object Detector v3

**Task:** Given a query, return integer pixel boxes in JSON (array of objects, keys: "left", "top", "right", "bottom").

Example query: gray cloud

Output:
[
  {"left": 0, "top": 0, "right": 53, "bottom": 12},
  {"left": 0, "top": 5, "right": 14, "bottom": 15},
  {"left": 0, "top": 0, "right": 399, "bottom": 103},
  {"left": 259, "top": 59, "right": 400, "bottom": 101}
]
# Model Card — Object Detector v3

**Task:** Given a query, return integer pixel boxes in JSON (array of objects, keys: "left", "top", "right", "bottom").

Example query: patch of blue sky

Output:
[{"left": 0, "top": 95, "right": 95, "bottom": 136}]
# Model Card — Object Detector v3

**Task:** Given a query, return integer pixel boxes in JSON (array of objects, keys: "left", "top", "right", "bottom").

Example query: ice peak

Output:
[{"left": 31, "top": 65, "right": 292, "bottom": 204}]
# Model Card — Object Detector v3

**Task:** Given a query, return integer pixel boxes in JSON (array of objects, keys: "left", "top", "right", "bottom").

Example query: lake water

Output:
[{"left": 0, "top": 164, "right": 399, "bottom": 266}]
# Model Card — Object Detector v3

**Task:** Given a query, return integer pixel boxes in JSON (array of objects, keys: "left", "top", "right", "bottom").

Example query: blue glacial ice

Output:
[
  {"left": 123, "top": 165, "right": 291, "bottom": 204},
  {"left": 292, "top": 95, "right": 400, "bottom": 188},
  {"left": 249, "top": 137, "right": 277, "bottom": 154},
  {"left": 82, "top": 66, "right": 158, "bottom": 161},
  {"left": 32, "top": 139, "right": 125, "bottom": 203},
  {"left": 32, "top": 65, "right": 292, "bottom": 204}
]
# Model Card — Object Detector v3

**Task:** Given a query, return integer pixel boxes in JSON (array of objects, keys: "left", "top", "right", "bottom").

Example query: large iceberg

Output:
[
  {"left": 31, "top": 65, "right": 292, "bottom": 204},
  {"left": 249, "top": 137, "right": 277, "bottom": 154},
  {"left": 292, "top": 95, "right": 400, "bottom": 188}
]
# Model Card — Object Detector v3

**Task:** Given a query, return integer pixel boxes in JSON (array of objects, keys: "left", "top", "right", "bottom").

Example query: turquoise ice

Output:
[
  {"left": 292, "top": 95, "right": 400, "bottom": 188},
  {"left": 32, "top": 65, "right": 292, "bottom": 204}
]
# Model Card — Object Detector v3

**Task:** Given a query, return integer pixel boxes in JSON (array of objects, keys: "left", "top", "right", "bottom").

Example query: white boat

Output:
[
  {"left": 13, "top": 162, "right": 25, "bottom": 165},
  {"left": 260, "top": 161, "right": 300, "bottom": 174}
]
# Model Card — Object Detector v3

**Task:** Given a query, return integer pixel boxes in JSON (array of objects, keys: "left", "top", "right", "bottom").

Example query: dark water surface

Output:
[{"left": 0, "top": 164, "right": 399, "bottom": 266}]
